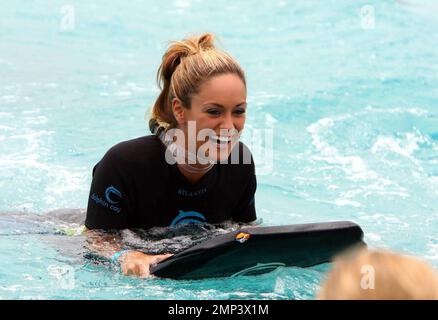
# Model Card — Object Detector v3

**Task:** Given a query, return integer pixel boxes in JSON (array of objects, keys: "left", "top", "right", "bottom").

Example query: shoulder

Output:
[{"left": 101, "top": 135, "right": 165, "bottom": 168}]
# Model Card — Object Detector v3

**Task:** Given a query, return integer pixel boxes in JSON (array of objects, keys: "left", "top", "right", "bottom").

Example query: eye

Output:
[
  {"left": 206, "top": 108, "right": 221, "bottom": 116},
  {"left": 233, "top": 108, "right": 246, "bottom": 115}
]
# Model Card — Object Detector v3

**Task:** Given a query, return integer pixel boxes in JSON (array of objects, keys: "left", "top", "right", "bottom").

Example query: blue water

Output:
[{"left": 1, "top": 0, "right": 438, "bottom": 299}]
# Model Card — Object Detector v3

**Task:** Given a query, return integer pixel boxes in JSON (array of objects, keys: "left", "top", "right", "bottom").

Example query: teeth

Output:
[{"left": 211, "top": 135, "right": 232, "bottom": 143}]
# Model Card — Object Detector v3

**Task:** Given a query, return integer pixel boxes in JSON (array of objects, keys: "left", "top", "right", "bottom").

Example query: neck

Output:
[
  {"left": 176, "top": 164, "right": 210, "bottom": 184},
  {"left": 157, "top": 130, "right": 215, "bottom": 183}
]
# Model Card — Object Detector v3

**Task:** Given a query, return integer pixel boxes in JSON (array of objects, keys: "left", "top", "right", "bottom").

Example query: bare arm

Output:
[
  {"left": 84, "top": 228, "right": 124, "bottom": 259},
  {"left": 84, "top": 228, "right": 172, "bottom": 278}
]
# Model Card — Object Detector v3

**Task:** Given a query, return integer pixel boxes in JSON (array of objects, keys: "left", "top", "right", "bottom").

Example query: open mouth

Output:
[{"left": 209, "top": 135, "right": 233, "bottom": 149}]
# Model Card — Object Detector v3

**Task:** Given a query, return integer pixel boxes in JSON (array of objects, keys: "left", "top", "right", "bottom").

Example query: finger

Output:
[
  {"left": 123, "top": 263, "right": 135, "bottom": 276},
  {"left": 153, "top": 254, "right": 173, "bottom": 264},
  {"left": 126, "top": 263, "right": 141, "bottom": 276},
  {"left": 138, "top": 263, "right": 150, "bottom": 278}
]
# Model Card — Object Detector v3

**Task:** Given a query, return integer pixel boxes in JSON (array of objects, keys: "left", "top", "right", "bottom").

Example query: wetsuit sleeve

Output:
[
  {"left": 85, "top": 148, "right": 131, "bottom": 230},
  {"left": 232, "top": 161, "right": 257, "bottom": 223}
]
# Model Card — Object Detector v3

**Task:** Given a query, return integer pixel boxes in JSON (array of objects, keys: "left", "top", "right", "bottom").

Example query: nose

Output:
[{"left": 221, "top": 112, "right": 235, "bottom": 131}]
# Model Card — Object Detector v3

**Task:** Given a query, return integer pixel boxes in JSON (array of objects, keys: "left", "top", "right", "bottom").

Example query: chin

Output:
[{"left": 208, "top": 146, "right": 236, "bottom": 164}]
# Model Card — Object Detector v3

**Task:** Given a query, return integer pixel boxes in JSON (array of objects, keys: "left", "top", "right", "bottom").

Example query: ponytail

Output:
[{"left": 150, "top": 33, "right": 245, "bottom": 134}]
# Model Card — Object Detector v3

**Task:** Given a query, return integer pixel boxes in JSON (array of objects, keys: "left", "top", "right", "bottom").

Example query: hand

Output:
[{"left": 119, "top": 251, "right": 173, "bottom": 278}]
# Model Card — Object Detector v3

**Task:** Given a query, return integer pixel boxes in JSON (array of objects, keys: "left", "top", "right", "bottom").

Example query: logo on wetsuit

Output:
[
  {"left": 177, "top": 187, "right": 207, "bottom": 197},
  {"left": 105, "top": 186, "right": 122, "bottom": 204},
  {"left": 170, "top": 210, "right": 207, "bottom": 226},
  {"left": 90, "top": 185, "right": 122, "bottom": 214}
]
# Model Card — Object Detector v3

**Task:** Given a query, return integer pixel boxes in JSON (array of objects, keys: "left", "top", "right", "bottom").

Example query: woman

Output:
[{"left": 84, "top": 33, "right": 257, "bottom": 278}]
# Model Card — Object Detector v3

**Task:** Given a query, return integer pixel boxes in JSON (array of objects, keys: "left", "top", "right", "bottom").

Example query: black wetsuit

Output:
[{"left": 85, "top": 135, "right": 257, "bottom": 230}]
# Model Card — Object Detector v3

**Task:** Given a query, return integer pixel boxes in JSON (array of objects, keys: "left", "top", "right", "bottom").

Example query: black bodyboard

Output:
[{"left": 150, "top": 221, "right": 365, "bottom": 279}]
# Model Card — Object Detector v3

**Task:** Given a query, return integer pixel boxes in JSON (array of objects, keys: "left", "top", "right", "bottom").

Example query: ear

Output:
[{"left": 172, "top": 98, "right": 186, "bottom": 125}]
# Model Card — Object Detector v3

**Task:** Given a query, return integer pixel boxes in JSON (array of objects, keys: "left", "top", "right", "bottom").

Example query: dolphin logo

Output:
[
  {"left": 170, "top": 210, "right": 207, "bottom": 227},
  {"left": 105, "top": 186, "right": 122, "bottom": 205}
]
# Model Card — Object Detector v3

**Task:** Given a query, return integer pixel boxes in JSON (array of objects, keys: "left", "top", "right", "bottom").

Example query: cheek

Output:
[
  {"left": 192, "top": 115, "right": 246, "bottom": 133},
  {"left": 234, "top": 117, "right": 246, "bottom": 131},
  {"left": 196, "top": 117, "right": 220, "bottom": 131},
  {"left": 194, "top": 117, "right": 218, "bottom": 144}
]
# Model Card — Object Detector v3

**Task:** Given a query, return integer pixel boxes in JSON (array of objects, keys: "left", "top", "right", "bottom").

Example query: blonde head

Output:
[
  {"left": 318, "top": 248, "right": 438, "bottom": 300},
  {"left": 150, "top": 33, "right": 246, "bottom": 131}
]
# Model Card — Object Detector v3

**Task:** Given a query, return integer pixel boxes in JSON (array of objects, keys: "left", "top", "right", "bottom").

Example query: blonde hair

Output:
[
  {"left": 150, "top": 33, "right": 246, "bottom": 132},
  {"left": 318, "top": 248, "right": 438, "bottom": 300}
]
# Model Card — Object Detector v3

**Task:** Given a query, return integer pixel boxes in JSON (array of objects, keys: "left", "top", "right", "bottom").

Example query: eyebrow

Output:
[{"left": 203, "top": 102, "right": 247, "bottom": 108}]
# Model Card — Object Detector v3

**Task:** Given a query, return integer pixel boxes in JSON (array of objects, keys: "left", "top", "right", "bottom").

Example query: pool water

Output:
[{"left": 1, "top": 0, "right": 437, "bottom": 299}]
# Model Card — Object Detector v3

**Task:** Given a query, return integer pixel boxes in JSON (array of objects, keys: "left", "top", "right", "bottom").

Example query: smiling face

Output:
[{"left": 172, "top": 73, "right": 247, "bottom": 163}]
